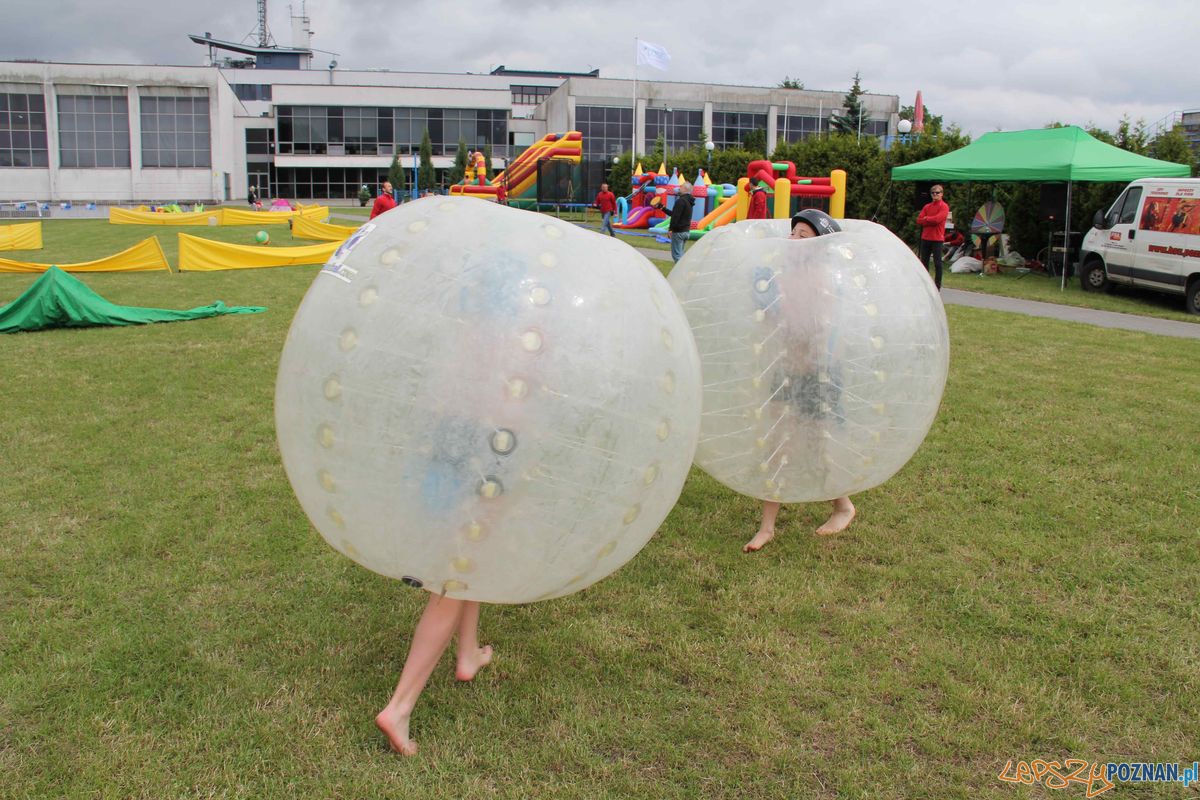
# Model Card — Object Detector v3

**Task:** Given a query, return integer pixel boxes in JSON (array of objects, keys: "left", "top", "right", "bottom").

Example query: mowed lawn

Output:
[{"left": 1, "top": 218, "right": 1198, "bottom": 799}]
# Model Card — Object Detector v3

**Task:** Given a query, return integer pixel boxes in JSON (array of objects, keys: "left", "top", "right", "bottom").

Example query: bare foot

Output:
[
  {"left": 743, "top": 527, "right": 775, "bottom": 553},
  {"left": 816, "top": 498, "right": 855, "bottom": 536},
  {"left": 375, "top": 708, "right": 418, "bottom": 756},
  {"left": 455, "top": 644, "right": 493, "bottom": 682}
]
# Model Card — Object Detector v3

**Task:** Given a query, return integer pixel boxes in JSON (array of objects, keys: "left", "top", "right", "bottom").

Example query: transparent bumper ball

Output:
[
  {"left": 275, "top": 198, "right": 701, "bottom": 604},
  {"left": 667, "top": 218, "right": 948, "bottom": 503}
]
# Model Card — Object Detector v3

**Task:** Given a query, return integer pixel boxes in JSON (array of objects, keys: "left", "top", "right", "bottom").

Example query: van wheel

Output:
[
  {"left": 1186, "top": 277, "right": 1200, "bottom": 315},
  {"left": 1080, "top": 258, "right": 1109, "bottom": 292}
]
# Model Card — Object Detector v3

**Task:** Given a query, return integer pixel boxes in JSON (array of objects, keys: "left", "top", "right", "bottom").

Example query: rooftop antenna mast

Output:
[{"left": 255, "top": 0, "right": 275, "bottom": 47}]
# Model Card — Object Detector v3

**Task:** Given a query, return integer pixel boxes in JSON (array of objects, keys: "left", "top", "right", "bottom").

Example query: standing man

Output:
[
  {"left": 371, "top": 180, "right": 397, "bottom": 219},
  {"left": 916, "top": 184, "right": 949, "bottom": 289},
  {"left": 745, "top": 179, "right": 769, "bottom": 220},
  {"left": 668, "top": 182, "right": 695, "bottom": 263},
  {"left": 594, "top": 183, "right": 617, "bottom": 237}
]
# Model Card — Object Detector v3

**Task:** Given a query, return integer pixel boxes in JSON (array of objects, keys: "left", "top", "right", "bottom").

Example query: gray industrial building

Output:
[{"left": 1, "top": 23, "right": 903, "bottom": 205}]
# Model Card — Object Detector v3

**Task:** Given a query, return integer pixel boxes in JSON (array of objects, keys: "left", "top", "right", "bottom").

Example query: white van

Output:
[{"left": 1079, "top": 178, "right": 1200, "bottom": 313}]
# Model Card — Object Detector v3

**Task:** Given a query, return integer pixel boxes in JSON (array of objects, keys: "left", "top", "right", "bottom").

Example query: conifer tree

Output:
[
  {"left": 418, "top": 130, "right": 435, "bottom": 193},
  {"left": 830, "top": 72, "right": 867, "bottom": 136}
]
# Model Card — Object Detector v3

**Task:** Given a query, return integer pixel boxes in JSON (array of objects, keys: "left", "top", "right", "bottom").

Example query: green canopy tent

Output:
[
  {"left": 0, "top": 267, "right": 265, "bottom": 333},
  {"left": 891, "top": 125, "right": 1191, "bottom": 286}
]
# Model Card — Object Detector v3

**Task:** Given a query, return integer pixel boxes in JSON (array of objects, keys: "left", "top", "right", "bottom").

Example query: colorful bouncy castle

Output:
[
  {"left": 617, "top": 160, "right": 847, "bottom": 239},
  {"left": 449, "top": 132, "right": 583, "bottom": 208}
]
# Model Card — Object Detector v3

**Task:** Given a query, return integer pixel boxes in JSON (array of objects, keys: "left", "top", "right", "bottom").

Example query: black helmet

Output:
[{"left": 790, "top": 208, "right": 841, "bottom": 236}]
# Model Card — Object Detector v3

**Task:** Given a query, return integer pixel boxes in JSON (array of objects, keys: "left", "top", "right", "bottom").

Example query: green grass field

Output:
[{"left": 2, "top": 219, "right": 1198, "bottom": 798}]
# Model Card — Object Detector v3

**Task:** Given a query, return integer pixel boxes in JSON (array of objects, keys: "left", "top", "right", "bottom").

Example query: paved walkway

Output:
[{"left": 627, "top": 243, "right": 1200, "bottom": 342}]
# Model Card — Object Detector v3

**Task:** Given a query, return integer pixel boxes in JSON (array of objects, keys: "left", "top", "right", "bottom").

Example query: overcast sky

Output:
[{"left": 3, "top": 0, "right": 1196, "bottom": 139}]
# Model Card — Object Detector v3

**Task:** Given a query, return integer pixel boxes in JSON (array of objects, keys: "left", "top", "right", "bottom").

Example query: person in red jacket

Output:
[
  {"left": 746, "top": 179, "right": 769, "bottom": 219},
  {"left": 371, "top": 181, "right": 397, "bottom": 219},
  {"left": 916, "top": 184, "right": 949, "bottom": 288},
  {"left": 594, "top": 183, "right": 617, "bottom": 236}
]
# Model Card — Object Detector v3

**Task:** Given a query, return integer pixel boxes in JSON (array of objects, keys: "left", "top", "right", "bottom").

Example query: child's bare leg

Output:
[
  {"left": 744, "top": 500, "right": 782, "bottom": 552},
  {"left": 375, "top": 594, "right": 465, "bottom": 755},
  {"left": 816, "top": 496, "right": 855, "bottom": 535},
  {"left": 454, "top": 600, "right": 493, "bottom": 681}
]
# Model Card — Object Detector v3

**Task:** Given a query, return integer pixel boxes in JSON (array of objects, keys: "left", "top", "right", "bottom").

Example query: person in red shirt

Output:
[
  {"left": 594, "top": 183, "right": 617, "bottom": 236},
  {"left": 746, "top": 179, "right": 769, "bottom": 219},
  {"left": 916, "top": 184, "right": 949, "bottom": 288},
  {"left": 371, "top": 181, "right": 397, "bottom": 219}
]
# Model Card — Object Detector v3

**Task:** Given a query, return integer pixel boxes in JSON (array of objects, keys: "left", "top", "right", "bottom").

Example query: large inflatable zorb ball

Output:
[
  {"left": 667, "top": 218, "right": 948, "bottom": 503},
  {"left": 275, "top": 198, "right": 701, "bottom": 604}
]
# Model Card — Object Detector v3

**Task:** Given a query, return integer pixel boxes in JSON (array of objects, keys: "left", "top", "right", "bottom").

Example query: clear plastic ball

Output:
[
  {"left": 275, "top": 198, "right": 701, "bottom": 604},
  {"left": 667, "top": 218, "right": 948, "bottom": 503}
]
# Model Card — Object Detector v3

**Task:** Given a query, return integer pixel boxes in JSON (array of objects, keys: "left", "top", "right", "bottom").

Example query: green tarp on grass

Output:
[
  {"left": 0, "top": 266, "right": 266, "bottom": 333},
  {"left": 891, "top": 125, "right": 1192, "bottom": 182}
]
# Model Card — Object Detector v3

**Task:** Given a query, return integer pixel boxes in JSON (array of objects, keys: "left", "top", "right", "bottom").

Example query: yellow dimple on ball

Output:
[
  {"left": 338, "top": 329, "right": 358, "bottom": 352},
  {"left": 521, "top": 330, "right": 543, "bottom": 352},
  {"left": 317, "top": 424, "right": 336, "bottom": 448},
  {"left": 491, "top": 429, "right": 514, "bottom": 454},
  {"left": 539, "top": 252, "right": 557, "bottom": 268},
  {"left": 359, "top": 287, "right": 378, "bottom": 306},
  {"left": 622, "top": 505, "right": 641, "bottom": 525},
  {"left": 643, "top": 463, "right": 660, "bottom": 485},
  {"left": 507, "top": 378, "right": 528, "bottom": 399},
  {"left": 323, "top": 377, "right": 342, "bottom": 400},
  {"left": 318, "top": 470, "right": 336, "bottom": 492}
]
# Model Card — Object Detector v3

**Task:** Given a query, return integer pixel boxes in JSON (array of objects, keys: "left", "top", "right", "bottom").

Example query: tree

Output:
[
  {"left": 899, "top": 104, "right": 943, "bottom": 136},
  {"left": 449, "top": 138, "right": 468, "bottom": 185},
  {"left": 778, "top": 76, "right": 804, "bottom": 90},
  {"left": 648, "top": 133, "right": 666, "bottom": 168},
  {"left": 386, "top": 151, "right": 404, "bottom": 195},
  {"left": 482, "top": 142, "right": 494, "bottom": 180},
  {"left": 1150, "top": 124, "right": 1197, "bottom": 175},
  {"left": 1115, "top": 115, "right": 1149, "bottom": 155},
  {"left": 418, "top": 130, "right": 435, "bottom": 193},
  {"left": 829, "top": 72, "right": 867, "bottom": 137},
  {"left": 741, "top": 128, "right": 767, "bottom": 156}
]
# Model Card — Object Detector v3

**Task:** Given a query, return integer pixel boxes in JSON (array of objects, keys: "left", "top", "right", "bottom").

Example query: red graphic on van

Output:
[
  {"left": 1140, "top": 197, "right": 1200, "bottom": 235},
  {"left": 1109, "top": 231, "right": 1122, "bottom": 241}
]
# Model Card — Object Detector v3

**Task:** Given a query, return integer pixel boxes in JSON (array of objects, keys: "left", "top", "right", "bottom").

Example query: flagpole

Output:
[{"left": 632, "top": 37, "right": 638, "bottom": 165}]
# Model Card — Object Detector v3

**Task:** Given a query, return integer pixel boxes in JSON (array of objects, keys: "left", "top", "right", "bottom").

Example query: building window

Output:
[
  {"left": 776, "top": 112, "right": 829, "bottom": 144},
  {"left": 276, "top": 106, "right": 508, "bottom": 158},
  {"left": 57, "top": 87, "right": 130, "bottom": 168},
  {"left": 0, "top": 85, "right": 48, "bottom": 168},
  {"left": 140, "top": 88, "right": 211, "bottom": 168},
  {"left": 575, "top": 105, "right": 632, "bottom": 161},
  {"left": 273, "top": 166, "right": 390, "bottom": 200},
  {"left": 510, "top": 85, "right": 552, "bottom": 105},
  {"left": 712, "top": 111, "right": 767, "bottom": 150},
  {"left": 245, "top": 127, "right": 275, "bottom": 157},
  {"left": 644, "top": 108, "right": 702, "bottom": 153},
  {"left": 232, "top": 83, "right": 272, "bottom": 102}
]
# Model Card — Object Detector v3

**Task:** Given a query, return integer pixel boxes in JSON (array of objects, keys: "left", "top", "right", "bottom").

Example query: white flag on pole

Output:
[{"left": 636, "top": 40, "right": 671, "bottom": 71}]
